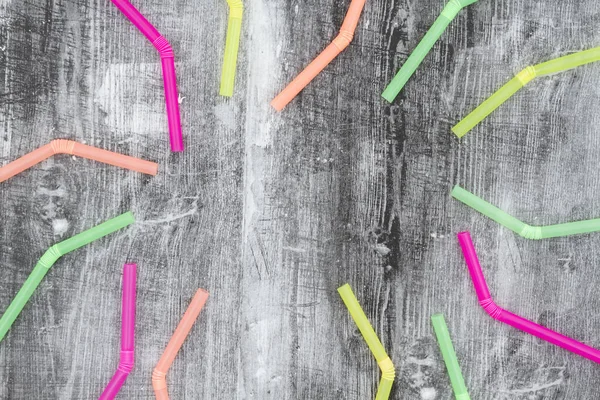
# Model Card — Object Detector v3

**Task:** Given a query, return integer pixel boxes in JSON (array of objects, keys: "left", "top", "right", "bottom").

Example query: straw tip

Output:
[
  {"left": 219, "top": 89, "right": 234, "bottom": 98},
  {"left": 337, "top": 283, "right": 352, "bottom": 294},
  {"left": 124, "top": 263, "right": 137, "bottom": 269},
  {"left": 270, "top": 99, "right": 285, "bottom": 112},
  {"left": 457, "top": 231, "right": 471, "bottom": 239},
  {"left": 450, "top": 185, "right": 462, "bottom": 194},
  {"left": 149, "top": 164, "right": 159, "bottom": 176},
  {"left": 115, "top": 211, "right": 135, "bottom": 226},
  {"left": 431, "top": 313, "right": 444, "bottom": 322},
  {"left": 194, "top": 288, "right": 210, "bottom": 299},
  {"left": 381, "top": 91, "right": 396, "bottom": 103},
  {"left": 170, "top": 140, "right": 184, "bottom": 153},
  {"left": 451, "top": 125, "right": 467, "bottom": 138},
  {"left": 450, "top": 185, "right": 466, "bottom": 200},
  {"left": 122, "top": 211, "right": 136, "bottom": 223}
]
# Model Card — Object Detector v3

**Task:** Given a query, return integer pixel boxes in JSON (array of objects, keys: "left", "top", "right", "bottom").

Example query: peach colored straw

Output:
[
  {"left": 152, "top": 289, "right": 209, "bottom": 400},
  {"left": 270, "top": 0, "right": 366, "bottom": 111},
  {"left": 0, "top": 139, "right": 158, "bottom": 183}
]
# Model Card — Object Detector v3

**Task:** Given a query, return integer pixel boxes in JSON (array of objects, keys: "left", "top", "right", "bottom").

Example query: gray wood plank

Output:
[{"left": 2, "top": 0, "right": 600, "bottom": 399}]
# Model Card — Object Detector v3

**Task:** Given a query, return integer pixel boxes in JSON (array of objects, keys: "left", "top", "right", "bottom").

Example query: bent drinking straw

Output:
[
  {"left": 99, "top": 263, "right": 137, "bottom": 400},
  {"left": 338, "top": 284, "right": 395, "bottom": 400},
  {"left": 110, "top": 0, "right": 184, "bottom": 152},
  {"left": 381, "top": 0, "right": 478, "bottom": 103},
  {"left": 220, "top": 0, "right": 244, "bottom": 97},
  {"left": 270, "top": 0, "right": 367, "bottom": 111},
  {"left": 152, "top": 289, "right": 209, "bottom": 400},
  {"left": 452, "top": 185, "right": 600, "bottom": 239},
  {"left": 0, "top": 139, "right": 158, "bottom": 183},
  {"left": 431, "top": 314, "right": 470, "bottom": 400},
  {"left": 0, "top": 212, "right": 135, "bottom": 344},
  {"left": 458, "top": 231, "right": 600, "bottom": 364},
  {"left": 452, "top": 46, "right": 600, "bottom": 137}
]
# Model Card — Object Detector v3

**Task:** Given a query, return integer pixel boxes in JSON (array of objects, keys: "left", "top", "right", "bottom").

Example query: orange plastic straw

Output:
[
  {"left": 270, "top": 0, "right": 366, "bottom": 111},
  {"left": 152, "top": 289, "right": 209, "bottom": 400},
  {"left": 0, "top": 139, "right": 158, "bottom": 183}
]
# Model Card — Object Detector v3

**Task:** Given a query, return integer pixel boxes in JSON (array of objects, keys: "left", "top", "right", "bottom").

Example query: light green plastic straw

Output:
[
  {"left": 382, "top": 0, "right": 478, "bottom": 103},
  {"left": 452, "top": 185, "right": 600, "bottom": 239},
  {"left": 338, "top": 284, "right": 395, "bottom": 400},
  {"left": 220, "top": 0, "right": 244, "bottom": 97},
  {"left": 0, "top": 211, "right": 135, "bottom": 343},
  {"left": 431, "top": 314, "right": 470, "bottom": 400},
  {"left": 453, "top": 46, "right": 600, "bottom": 137}
]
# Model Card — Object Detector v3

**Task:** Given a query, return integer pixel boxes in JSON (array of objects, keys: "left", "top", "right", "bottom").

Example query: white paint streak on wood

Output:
[{"left": 238, "top": 0, "right": 292, "bottom": 397}]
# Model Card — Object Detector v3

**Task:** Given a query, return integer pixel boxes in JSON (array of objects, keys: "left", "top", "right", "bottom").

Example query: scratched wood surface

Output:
[{"left": 1, "top": 0, "right": 600, "bottom": 398}]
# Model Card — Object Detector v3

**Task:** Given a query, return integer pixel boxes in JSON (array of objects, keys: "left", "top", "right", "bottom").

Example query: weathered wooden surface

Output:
[{"left": 2, "top": 0, "right": 600, "bottom": 398}]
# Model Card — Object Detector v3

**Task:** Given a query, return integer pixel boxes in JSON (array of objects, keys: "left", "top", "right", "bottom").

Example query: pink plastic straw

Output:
[
  {"left": 99, "top": 263, "right": 137, "bottom": 400},
  {"left": 110, "top": 0, "right": 183, "bottom": 152},
  {"left": 457, "top": 231, "right": 600, "bottom": 364}
]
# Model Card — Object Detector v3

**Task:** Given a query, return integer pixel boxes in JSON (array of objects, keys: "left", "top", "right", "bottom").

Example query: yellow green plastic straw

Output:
[
  {"left": 452, "top": 185, "right": 600, "bottom": 239},
  {"left": 220, "top": 0, "right": 244, "bottom": 97},
  {"left": 453, "top": 46, "right": 600, "bottom": 138},
  {"left": 338, "top": 284, "right": 395, "bottom": 400},
  {"left": 0, "top": 212, "right": 135, "bottom": 343},
  {"left": 382, "top": 0, "right": 478, "bottom": 102},
  {"left": 431, "top": 314, "right": 470, "bottom": 400}
]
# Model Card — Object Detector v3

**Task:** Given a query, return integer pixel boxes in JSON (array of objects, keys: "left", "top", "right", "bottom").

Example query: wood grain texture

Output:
[{"left": 2, "top": 0, "right": 600, "bottom": 398}]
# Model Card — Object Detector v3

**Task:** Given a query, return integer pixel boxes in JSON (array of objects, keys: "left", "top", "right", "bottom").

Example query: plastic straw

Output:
[
  {"left": 452, "top": 46, "right": 600, "bottom": 138},
  {"left": 533, "top": 47, "right": 600, "bottom": 76},
  {"left": 99, "top": 263, "right": 137, "bottom": 400},
  {"left": 0, "top": 139, "right": 158, "bottom": 183},
  {"left": 458, "top": 231, "right": 600, "bottom": 364},
  {"left": 0, "top": 212, "right": 135, "bottom": 344},
  {"left": 110, "top": 0, "right": 184, "bottom": 152},
  {"left": 338, "top": 284, "right": 395, "bottom": 400},
  {"left": 431, "top": 314, "right": 470, "bottom": 400},
  {"left": 152, "top": 289, "right": 209, "bottom": 400},
  {"left": 452, "top": 185, "right": 600, "bottom": 239},
  {"left": 270, "top": 0, "right": 366, "bottom": 111},
  {"left": 381, "top": 0, "right": 478, "bottom": 103},
  {"left": 220, "top": 0, "right": 244, "bottom": 97}
]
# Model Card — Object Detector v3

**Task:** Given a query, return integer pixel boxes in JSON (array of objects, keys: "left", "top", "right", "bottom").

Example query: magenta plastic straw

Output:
[
  {"left": 110, "top": 0, "right": 183, "bottom": 152},
  {"left": 457, "top": 232, "right": 600, "bottom": 364},
  {"left": 99, "top": 263, "right": 137, "bottom": 400}
]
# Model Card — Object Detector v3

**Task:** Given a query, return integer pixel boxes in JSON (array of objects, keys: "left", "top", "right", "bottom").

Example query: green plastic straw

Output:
[
  {"left": 452, "top": 46, "right": 600, "bottom": 137},
  {"left": 338, "top": 284, "right": 395, "bottom": 400},
  {"left": 431, "top": 314, "right": 470, "bottom": 400},
  {"left": 382, "top": 0, "right": 478, "bottom": 103},
  {"left": 220, "top": 0, "right": 243, "bottom": 97},
  {"left": 0, "top": 212, "right": 135, "bottom": 343},
  {"left": 452, "top": 185, "right": 526, "bottom": 234},
  {"left": 452, "top": 185, "right": 600, "bottom": 239}
]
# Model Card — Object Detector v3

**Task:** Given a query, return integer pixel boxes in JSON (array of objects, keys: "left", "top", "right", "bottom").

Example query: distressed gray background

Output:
[{"left": 1, "top": 0, "right": 600, "bottom": 398}]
